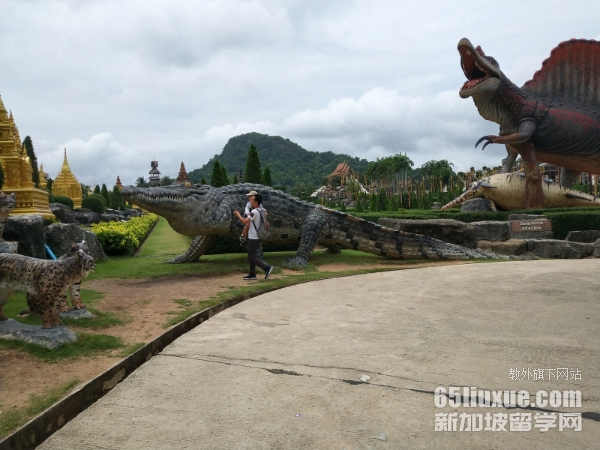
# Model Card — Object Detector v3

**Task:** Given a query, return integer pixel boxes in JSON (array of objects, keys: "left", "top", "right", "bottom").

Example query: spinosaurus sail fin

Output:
[{"left": 523, "top": 39, "right": 600, "bottom": 107}]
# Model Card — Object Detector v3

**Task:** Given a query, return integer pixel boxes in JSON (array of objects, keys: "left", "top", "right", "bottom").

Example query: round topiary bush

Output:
[
  {"left": 86, "top": 193, "right": 107, "bottom": 207},
  {"left": 81, "top": 196, "right": 105, "bottom": 214},
  {"left": 53, "top": 195, "right": 74, "bottom": 209}
]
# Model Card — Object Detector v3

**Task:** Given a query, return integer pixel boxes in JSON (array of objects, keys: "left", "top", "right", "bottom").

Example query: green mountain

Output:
[{"left": 188, "top": 132, "right": 369, "bottom": 188}]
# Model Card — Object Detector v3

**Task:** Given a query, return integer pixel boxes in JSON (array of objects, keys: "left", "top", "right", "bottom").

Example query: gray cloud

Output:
[{"left": 1, "top": 0, "right": 599, "bottom": 187}]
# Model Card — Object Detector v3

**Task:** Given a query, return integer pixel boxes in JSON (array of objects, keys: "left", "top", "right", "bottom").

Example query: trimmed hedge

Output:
[
  {"left": 204, "top": 236, "right": 299, "bottom": 255},
  {"left": 53, "top": 195, "right": 72, "bottom": 208},
  {"left": 91, "top": 214, "right": 158, "bottom": 255},
  {"left": 546, "top": 211, "right": 600, "bottom": 240},
  {"left": 82, "top": 196, "right": 105, "bottom": 214}
]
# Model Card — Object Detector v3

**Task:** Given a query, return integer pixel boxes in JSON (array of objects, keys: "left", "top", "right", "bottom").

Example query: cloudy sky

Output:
[{"left": 1, "top": 1, "right": 599, "bottom": 187}]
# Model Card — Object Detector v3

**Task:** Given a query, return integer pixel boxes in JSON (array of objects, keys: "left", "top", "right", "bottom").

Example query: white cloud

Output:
[{"left": 1, "top": 0, "right": 599, "bottom": 187}]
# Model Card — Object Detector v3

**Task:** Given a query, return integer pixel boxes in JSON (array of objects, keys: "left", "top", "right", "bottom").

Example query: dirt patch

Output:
[{"left": 0, "top": 260, "right": 466, "bottom": 414}]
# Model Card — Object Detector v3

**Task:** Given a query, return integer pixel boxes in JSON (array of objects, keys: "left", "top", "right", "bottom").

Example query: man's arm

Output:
[{"left": 234, "top": 210, "right": 252, "bottom": 225}]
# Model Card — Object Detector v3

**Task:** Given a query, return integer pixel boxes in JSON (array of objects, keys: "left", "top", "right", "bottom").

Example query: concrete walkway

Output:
[{"left": 40, "top": 260, "right": 599, "bottom": 449}]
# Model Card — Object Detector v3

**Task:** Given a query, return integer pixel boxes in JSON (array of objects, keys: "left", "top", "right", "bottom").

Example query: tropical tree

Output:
[
  {"left": 135, "top": 177, "right": 149, "bottom": 187},
  {"left": 160, "top": 175, "right": 175, "bottom": 186},
  {"left": 244, "top": 144, "right": 262, "bottom": 184},
  {"left": 22, "top": 136, "right": 40, "bottom": 187}
]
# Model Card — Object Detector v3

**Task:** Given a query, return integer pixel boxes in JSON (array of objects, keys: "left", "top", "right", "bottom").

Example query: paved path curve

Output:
[{"left": 40, "top": 260, "right": 599, "bottom": 449}]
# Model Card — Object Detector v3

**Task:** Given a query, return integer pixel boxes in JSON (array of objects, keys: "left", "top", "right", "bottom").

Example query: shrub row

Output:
[
  {"left": 91, "top": 214, "right": 158, "bottom": 255},
  {"left": 351, "top": 208, "right": 600, "bottom": 240}
]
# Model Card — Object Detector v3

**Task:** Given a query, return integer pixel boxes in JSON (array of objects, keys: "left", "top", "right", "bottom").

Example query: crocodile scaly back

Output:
[{"left": 523, "top": 39, "right": 600, "bottom": 107}]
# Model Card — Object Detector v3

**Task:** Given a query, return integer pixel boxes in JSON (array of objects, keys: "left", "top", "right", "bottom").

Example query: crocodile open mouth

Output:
[{"left": 458, "top": 39, "right": 499, "bottom": 92}]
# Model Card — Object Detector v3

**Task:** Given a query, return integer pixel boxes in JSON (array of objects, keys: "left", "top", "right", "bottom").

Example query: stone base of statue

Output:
[
  {"left": 60, "top": 309, "right": 95, "bottom": 319},
  {"left": 0, "top": 240, "right": 18, "bottom": 254},
  {"left": 0, "top": 318, "right": 77, "bottom": 349}
]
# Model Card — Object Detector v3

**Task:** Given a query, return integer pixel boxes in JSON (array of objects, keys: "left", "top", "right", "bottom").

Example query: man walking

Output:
[{"left": 234, "top": 192, "right": 273, "bottom": 281}]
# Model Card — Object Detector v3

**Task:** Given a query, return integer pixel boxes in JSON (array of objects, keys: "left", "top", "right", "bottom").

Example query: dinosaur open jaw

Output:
[{"left": 457, "top": 39, "right": 500, "bottom": 95}]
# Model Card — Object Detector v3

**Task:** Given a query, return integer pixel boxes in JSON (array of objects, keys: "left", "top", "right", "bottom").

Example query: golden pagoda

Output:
[
  {"left": 52, "top": 148, "right": 83, "bottom": 208},
  {"left": 0, "top": 96, "right": 53, "bottom": 218}
]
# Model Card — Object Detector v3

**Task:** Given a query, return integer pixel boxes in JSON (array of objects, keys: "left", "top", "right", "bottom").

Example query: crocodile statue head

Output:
[{"left": 121, "top": 184, "right": 232, "bottom": 236}]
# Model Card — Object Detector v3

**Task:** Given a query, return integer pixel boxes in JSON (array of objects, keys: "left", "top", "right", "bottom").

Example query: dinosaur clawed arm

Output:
[{"left": 476, "top": 120, "right": 537, "bottom": 150}]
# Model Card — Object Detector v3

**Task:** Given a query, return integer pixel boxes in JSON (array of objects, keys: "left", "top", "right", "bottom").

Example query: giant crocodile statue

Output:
[
  {"left": 442, "top": 172, "right": 600, "bottom": 211},
  {"left": 121, "top": 183, "right": 503, "bottom": 267},
  {"left": 458, "top": 37, "right": 600, "bottom": 207}
]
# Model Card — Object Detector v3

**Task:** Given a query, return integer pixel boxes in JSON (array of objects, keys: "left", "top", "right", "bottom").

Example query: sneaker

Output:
[
  {"left": 243, "top": 274, "right": 257, "bottom": 281},
  {"left": 264, "top": 266, "right": 274, "bottom": 280}
]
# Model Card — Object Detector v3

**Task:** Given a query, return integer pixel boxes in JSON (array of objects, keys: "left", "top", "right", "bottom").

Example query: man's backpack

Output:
[{"left": 253, "top": 208, "right": 270, "bottom": 240}]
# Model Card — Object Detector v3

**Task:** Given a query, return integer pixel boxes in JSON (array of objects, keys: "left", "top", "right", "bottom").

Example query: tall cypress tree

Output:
[
  {"left": 101, "top": 183, "right": 110, "bottom": 205},
  {"left": 220, "top": 164, "right": 229, "bottom": 186},
  {"left": 22, "top": 136, "right": 40, "bottom": 187},
  {"left": 110, "top": 185, "right": 124, "bottom": 210},
  {"left": 211, "top": 160, "right": 224, "bottom": 187},
  {"left": 93, "top": 185, "right": 101, "bottom": 195},
  {"left": 244, "top": 145, "right": 262, "bottom": 184},
  {"left": 263, "top": 167, "right": 272, "bottom": 186}
]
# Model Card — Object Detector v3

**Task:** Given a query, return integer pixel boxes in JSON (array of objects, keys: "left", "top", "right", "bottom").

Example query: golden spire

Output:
[
  {"left": 0, "top": 95, "right": 6, "bottom": 116},
  {"left": 61, "top": 147, "right": 72, "bottom": 173}
]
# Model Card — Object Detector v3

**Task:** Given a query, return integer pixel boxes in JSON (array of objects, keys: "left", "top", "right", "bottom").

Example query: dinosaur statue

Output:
[
  {"left": 458, "top": 37, "right": 600, "bottom": 207},
  {"left": 441, "top": 172, "right": 600, "bottom": 211},
  {"left": 121, "top": 183, "right": 503, "bottom": 267}
]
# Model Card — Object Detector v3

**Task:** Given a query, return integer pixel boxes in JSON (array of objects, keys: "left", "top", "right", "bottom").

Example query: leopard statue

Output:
[
  {"left": 57, "top": 241, "right": 91, "bottom": 312},
  {"left": 0, "top": 250, "right": 96, "bottom": 328},
  {"left": 0, "top": 192, "right": 16, "bottom": 241}
]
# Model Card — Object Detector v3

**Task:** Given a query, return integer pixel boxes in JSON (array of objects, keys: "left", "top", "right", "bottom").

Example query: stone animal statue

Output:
[
  {"left": 57, "top": 241, "right": 90, "bottom": 312},
  {"left": 458, "top": 37, "right": 600, "bottom": 207},
  {"left": 0, "top": 192, "right": 16, "bottom": 240},
  {"left": 0, "top": 250, "right": 96, "bottom": 328},
  {"left": 441, "top": 173, "right": 600, "bottom": 211},
  {"left": 121, "top": 183, "right": 505, "bottom": 268}
]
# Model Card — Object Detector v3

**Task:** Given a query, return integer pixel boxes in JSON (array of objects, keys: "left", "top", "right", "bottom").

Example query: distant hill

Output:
[{"left": 187, "top": 132, "right": 369, "bottom": 188}]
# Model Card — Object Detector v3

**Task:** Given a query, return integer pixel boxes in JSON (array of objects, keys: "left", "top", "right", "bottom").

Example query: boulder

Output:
[
  {"left": 594, "top": 239, "right": 600, "bottom": 258},
  {"left": 378, "top": 218, "right": 477, "bottom": 248},
  {"left": 49, "top": 203, "right": 78, "bottom": 224},
  {"left": 477, "top": 239, "right": 528, "bottom": 256},
  {"left": 45, "top": 223, "right": 108, "bottom": 260},
  {"left": 3, "top": 214, "right": 46, "bottom": 258},
  {"left": 123, "top": 208, "right": 142, "bottom": 218},
  {"left": 461, "top": 198, "right": 496, "bottom": 212},
  {"left": 471, "top": 221, "right": 511, "bottom": 241},
  {"left": 525, "top": 239, "right": 593, "bottom": 259},
  {"left": 70, "top": 208, "right": 102, "bottom": 225},
  {"left": 565, "top": 230, "right": 600, "bottom": 243}
]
